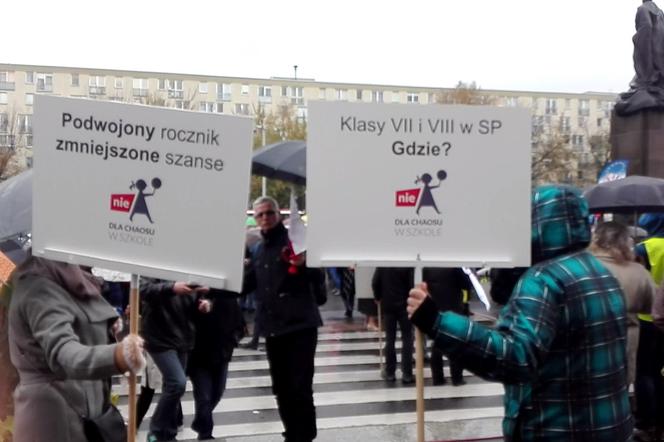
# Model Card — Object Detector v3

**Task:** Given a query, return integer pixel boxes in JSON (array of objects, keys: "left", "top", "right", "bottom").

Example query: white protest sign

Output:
[
  {"left": 32, "top": 95, "right": 253, "bottom": 291},
  {"left": 307, "top": 101, "right": 531, "bottom": 268}
]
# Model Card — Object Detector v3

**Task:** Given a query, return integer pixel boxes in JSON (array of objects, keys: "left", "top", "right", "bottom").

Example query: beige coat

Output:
[
  {"left": 594, "top": 252, "right": 655, "bottom": 384},
  {"left": 654, "top": 283, "right": 664, "bottom": 332},
  {"left": 9, "top": 274, "right": 119, "bottom": 442}
]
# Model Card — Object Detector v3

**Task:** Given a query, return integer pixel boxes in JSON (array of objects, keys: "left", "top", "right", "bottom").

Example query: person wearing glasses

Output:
[{"left": 244, "top": 196, "right": 325, "bottom": 442}]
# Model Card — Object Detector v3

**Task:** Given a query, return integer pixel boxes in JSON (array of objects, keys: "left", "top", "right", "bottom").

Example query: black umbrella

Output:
[
  {"left": 583, "top": 175, "right": 664, "bottom": 213},
  {"left": 252, "top": 140, "right": 306, "bottom": 185}
]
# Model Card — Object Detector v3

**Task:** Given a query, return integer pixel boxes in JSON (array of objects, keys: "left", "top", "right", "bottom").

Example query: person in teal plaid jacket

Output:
[{"left": 408, "top": 185, "right": 633, "bottom": 441}]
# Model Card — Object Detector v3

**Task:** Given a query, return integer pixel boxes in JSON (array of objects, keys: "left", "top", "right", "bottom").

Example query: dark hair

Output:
[{"left": 590, "top": 221, "right": 634, "bottom": 263}]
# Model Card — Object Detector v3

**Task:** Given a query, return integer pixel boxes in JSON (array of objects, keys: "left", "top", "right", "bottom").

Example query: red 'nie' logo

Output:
[
  {"left": 110, "top": 194, "right": 135, "bottom": 213},
  {"left": 395, "top": 188, "right": 421, "bottom": 207}
]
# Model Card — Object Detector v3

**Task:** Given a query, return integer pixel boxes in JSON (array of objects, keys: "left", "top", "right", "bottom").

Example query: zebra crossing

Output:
[{"left": 115, "top": 317, "right": 504, "bottom": 441}]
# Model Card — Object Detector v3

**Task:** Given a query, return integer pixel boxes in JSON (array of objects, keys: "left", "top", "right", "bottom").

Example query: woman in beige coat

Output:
[
  {"left": 8, "top": 255, "right": 145, "bottom": 442},
  {"left": 590, "top": 221, "right": 655, "bottom": 384}
]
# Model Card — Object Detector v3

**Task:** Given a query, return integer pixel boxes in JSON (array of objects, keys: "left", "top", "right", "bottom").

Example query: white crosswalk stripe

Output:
[{"left": 117, "top": 324, "right": 505, "bottom": 441}]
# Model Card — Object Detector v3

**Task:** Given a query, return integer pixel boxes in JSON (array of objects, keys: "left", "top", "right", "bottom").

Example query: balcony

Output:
[
  {"left": 89, "top": 86, "right": 107, "bottom": 95},
  {"left": 133, "top": 88, "right": 149, "bottom": 97},
  {"left": 218, "top": 92, "right": 232, "bottom": 102},
  {"left": 168, "top": 89, "right": 184, "bottom": 99},
  {"left": 0, "top": 81, "right": 15, "bottom": 91},
  {"left": 36, "top": 83, "right": 53, "bottom": 93}
]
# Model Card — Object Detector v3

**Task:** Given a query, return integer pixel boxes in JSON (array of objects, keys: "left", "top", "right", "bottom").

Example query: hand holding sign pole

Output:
[{"left": 306, "top": 101, "right": 531, "bottom": 442}]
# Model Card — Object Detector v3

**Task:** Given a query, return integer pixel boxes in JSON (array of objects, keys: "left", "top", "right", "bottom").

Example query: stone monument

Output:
[{"left": 612, "top": 0, "right": 664, "bottom": 177}]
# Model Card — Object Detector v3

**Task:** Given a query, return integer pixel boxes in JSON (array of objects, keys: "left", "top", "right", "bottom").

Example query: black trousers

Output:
[
  {"left": 383, "top": 308, "right": 413, "bottom": 376},
  {"left": 634, "top": 319, "right": 664, "bottom": 431},
  {"left": 266, "top": 327, "right": 318, "bottom": 442},
  {"left": 430, "top": 346, "right": 463, "bottom": 384}
]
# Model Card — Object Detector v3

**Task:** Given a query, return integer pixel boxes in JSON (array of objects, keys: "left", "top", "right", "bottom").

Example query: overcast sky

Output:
[{"left": 5, "top": 0, "right": 642, "bottom": 94}]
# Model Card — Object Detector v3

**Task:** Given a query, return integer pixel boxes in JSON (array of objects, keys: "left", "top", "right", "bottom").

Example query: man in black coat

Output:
[
  {"left": 188, "top": 290, "right": 245, "bottom": 440},
  {"left": 422, "top": 268, "right": 471, "bottom": 386},
  {"left": 140, "top": 278, "right": 211, "bottom": 442},
  {"left": 243, "top": 196, "right": 324, "bottom": 442},
  {"left": 372, "top": 267, "right": 415, "bottom": 384}
]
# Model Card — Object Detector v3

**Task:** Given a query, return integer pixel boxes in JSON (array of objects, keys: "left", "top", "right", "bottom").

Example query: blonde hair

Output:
[{"left": 590, "top": 221, "right": 635, "bottom": 263}]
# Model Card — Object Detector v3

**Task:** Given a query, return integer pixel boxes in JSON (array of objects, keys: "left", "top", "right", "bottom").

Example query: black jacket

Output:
[
  {"left": 140, "top": 278, "right": 203, "bottom": 353},
  {"left": 244, "top": 222, "right": 323, "bottom": 337},
  {"left": 189, "top": 290, "right": 244, "bottom": 369},
  {"left": 372, "top": 267, "right": 414, "bottom": 312},
  {"left": 423, "top": 268, "right": 471, "bottom": 314}
]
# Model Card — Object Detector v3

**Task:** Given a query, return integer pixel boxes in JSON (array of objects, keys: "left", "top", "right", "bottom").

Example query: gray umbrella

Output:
[
  {"left": 252, "top": 140, "right": 306, "bottom": 186},
  {"left": 0, "top": 169, "right": 32, "bottom": 241},
  {"left": 583, "top": 175, "right": 664, "bottom": 213}
]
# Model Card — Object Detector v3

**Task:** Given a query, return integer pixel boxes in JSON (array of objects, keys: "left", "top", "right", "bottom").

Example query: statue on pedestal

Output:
[{"left": 615, "top": 0, "right": 664, "bottom": 115}]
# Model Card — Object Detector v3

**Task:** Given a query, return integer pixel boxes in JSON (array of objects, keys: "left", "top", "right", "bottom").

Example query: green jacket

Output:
[{"left": 412, "top": 185, "right": 632, "bottom": 441}]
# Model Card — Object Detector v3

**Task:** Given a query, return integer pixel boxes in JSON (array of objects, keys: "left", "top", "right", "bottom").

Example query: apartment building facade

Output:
[{"left": 0, "top": 63, "right": 617, "bottom": 181}]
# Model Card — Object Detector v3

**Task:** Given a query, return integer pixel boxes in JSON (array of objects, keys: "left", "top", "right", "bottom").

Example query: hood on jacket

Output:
[
  {"left": 531, "top": 184, "right": 591, "bottom": 264},
  {"left": 638, "top": 213, "right": 664, "bottom": 238}
]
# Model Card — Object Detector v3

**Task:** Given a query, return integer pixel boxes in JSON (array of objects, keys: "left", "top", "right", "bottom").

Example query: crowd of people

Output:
[{"left": 2, "top": 184, "right": 664, "bottom": 441}]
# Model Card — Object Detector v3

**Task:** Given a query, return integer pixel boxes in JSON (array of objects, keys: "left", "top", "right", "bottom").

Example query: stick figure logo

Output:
[
  {"left": 395, "top": 170, "right": 446, "bottom": 215},
  {"left": 110, "top": 177, "right": 162, "bottom": 223}
]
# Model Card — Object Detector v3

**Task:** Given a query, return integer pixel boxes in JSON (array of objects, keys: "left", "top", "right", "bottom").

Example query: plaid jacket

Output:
[{"left": 421, "top": 186, "right": 632, "bottom": 441}]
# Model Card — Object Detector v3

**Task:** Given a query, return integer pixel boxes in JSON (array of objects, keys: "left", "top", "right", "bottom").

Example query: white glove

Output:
[{"left": 118, "top": 334, "right": 146, "bottom": 375}]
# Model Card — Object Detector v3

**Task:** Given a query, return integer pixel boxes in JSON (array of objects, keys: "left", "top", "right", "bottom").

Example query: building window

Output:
[
  {"left": 0, "top": 134, "right": 16, "bottom": 149},
  {"left": 132, "top": 78, "right": 149, "bottom": 97},
  {"left": 25, "top": 72, "right": 34, "bottom": 84},
  {"left": 158, "top": 79, "right": 167, "bottom": 90},
  {"left": 392, "top": 92, "right": 400, "bottom": 103},
  {"left": 18, "top": 115, "right": 32, "bottom": 133},
  {"left": 235, "top": 103, "right": 250, "bottom": 115},
  {"left": 0, "top": 113, "right": 7, "bottom": 132},
  {"left": 71, "top": 73, "right": 79, "bottom": 87},
  {"left": 602, "top": 100, "right": 615, "bottom": 118},
  {"left": 283, "top": 87, "right": 304, "bottom": 105},
  {"left": 258, "top": 86, "right": 272, "bottom": 103},
  {"left": 578, "top": 116, "right": 588, "bottom": 129},
  {"left": 88, "top": 76, "right": 106, "bottom": 95},
  {"left": 597, "top": 118, "right": 603, "bottom": 128},
  {"left": 168, "top": 79, "right": 183, "bottom": 99},
  {"left": 356, "top": 90, "right": 363, "bottom": 100},
  {"left": 0, "top": 93, "right": 7, "bottom": 104},
  {"left": 571, "top": 134, "right": 584, "bottom": 148},
  {"left": 25, "top": 94, "right": 34, "bottom": 106},
  {"left": 319, "top": 89, "right": 326, "bottom": 100},
  {"left": 199, "top": 102, "right": 216, "bottom": 112},
  {"left": 25, "top": 134, "right": 33, "bottom": 147},
  {"left": 407, "top": 92, "right": 419, "bottom": 103},
  {"left": 560, "top": 116, "right": 570, "bottom": 133},
  {"left": 336, "top": 89, "right": 347, "bottom": 101},
  {"left": 199, "top": 83, "right": 208, "bottom": 94},
  {"left": 505, "top": 97, "right": 518, "bottom": 107},
  {"left": 216, "top": 103, "right": 223, "bottom": 113},
  {"left": 545, "top": 98, "right": 557, "bottom": 115},
  {"left": 241, "top": 84, "right": 250, "bottom": 95},
  {"left": 114, "top": 78, "right": 123, "bottom": 89},
  {"left": 372, "top": 90, "right": 383, "bottom": 103},
  {"left": 218, "top": 83, "right": 232, "bottom": 101},
  {"left": 0, "top": 72, "right": 14, "bottom": 91},
  {"left": 174, "top": 100, "right": 186, "bottom": 110},
  {"left": 297, "top": 107, "right": 308, "bottom": 121},
  {"left": 579, "top": 99, "right": 590, "bottom": 117},
  {"left": 36, "top": 73, "right": 54, "bottom": 92}
]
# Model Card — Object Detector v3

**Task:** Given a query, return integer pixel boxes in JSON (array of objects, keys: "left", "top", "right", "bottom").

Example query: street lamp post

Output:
[{"left": 261, "top": 121, "right": 267, "bottom": 196}]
